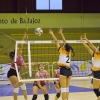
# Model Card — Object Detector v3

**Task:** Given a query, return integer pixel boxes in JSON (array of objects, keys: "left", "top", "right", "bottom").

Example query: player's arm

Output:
[
  {"left": 18, "top": 32, "right": 27, "bottom": 55},
  {"left": 46, "top": 73, "right": 50, "bottom": 85},
  {"left": 46, "top": 73, "right": 51, "bottom": 90},
  {"left": 58, "top": 28, "right": 66, "bottom": 44},
  {"left": 80, "top": 35, "right": 93, "bottom": 56},
  {"left": 23, "top": 62, "right": 28, "bottom": 69},
  {"left": 23, "top": 61, "right": 38, "bottom": 68},
  {"left": 83, "top": 33, "right": 96, "bottom": 51},
  {"left": 53, "top": 70, "right": 56, "bottom": 78},
  {"left": 49, "top": 29, "right": 60, "bottom": 49},
  {"left": 20, "top": 32, "right": 27, "bottom": 49},
  {"left": 23, "top": 61, "right": 38, "bottom": 69},
  {"left": 35, "top": 74, "right": 42, "bottom": 88},
  {"left": 53, "top": 70, "right": 58, "bottom": 83},
  {"left": 31, "top": 62, "right": 38, "bottom": 66}
]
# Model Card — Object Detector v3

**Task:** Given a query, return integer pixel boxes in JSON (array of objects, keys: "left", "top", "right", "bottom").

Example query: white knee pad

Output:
[
  {"left": 66, "top": 87, "right": 69, "bottom": 92},
  {"left": 61, "top": 88, "right": 66, "bottom": 93},
  {"left": 20, "top": 84, "right": 26, "bottom": 90},
  {"left": 13, "top": 88, "right": 19, "bottom": 93}
]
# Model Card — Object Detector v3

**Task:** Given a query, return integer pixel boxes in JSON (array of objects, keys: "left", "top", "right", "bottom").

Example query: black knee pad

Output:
[
  {"left": 32, "top": 94, "right": 37, "bottom": 100},
  {"left": 44, "top": 94, "right": 49, "bottom": 100},
  {"left": 56, "top": 93, "right": 60, "bottom": 98},
  {"left": 93, "top": 89, "right": 100, "bottom": 97}
]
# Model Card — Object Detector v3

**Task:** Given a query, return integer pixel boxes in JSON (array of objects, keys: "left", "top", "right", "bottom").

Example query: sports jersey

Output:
[
  {"left": 11, "top": 55, "right": 24, "bottom": 71},
  {"left": 55, "top": 67, "right": 60, "bottom": 78},
  {"left": 54, "top": 67, "right": 60, "bottom": 83},
  {"left": 58, "top": 47, "right": 71, "bottom": 68},
  {"left": 91, "top": 53, "right": 100, "bottom": 71},
  {"left": 33, "top": 70, "right": 48, "bottom": 86}
]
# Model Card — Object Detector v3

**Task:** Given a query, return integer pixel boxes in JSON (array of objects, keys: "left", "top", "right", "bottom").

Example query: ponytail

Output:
[{"left": 9, "top": 50, "right": 15, "bottom": 60}]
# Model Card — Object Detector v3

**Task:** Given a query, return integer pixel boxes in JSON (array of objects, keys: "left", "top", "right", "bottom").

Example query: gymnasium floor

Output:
[{"left": 0, "top": 80, "right": 97, "bottom": 100}]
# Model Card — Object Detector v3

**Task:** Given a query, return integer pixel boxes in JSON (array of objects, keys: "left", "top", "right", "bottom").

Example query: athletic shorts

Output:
[
  {"left": 60, "top": 67, "right": 72, "bottom": 77},
  {"left": 7, "top": 68, "right": 17, "bottom": 78},
  {"left": 92, "top": 70, "right": 100, "bottom": 79},
  {"left": 33, "top": 81, "right": 46, "bottom": 89}
]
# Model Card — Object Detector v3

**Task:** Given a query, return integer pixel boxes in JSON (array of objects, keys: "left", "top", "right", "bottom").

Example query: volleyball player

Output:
[
  {"left": 53, "top": 66, "right": 61, "bottom": 100},
  {"left": 80, "top": 33, "right": 100, "bottom": 100},
  {"left": 49, "top": 28, "right": 75, "bottom": 100},
  {"left": 7, "top": 32, "right": 29, "bottom": 100},
  {"left": 32, "top": 63, "right": 51, "bottom": 100}
]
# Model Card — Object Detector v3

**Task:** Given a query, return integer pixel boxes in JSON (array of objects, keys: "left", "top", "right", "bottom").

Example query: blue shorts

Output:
[
  {"left": 7, "top": 68, "right": 17, "bottom": 78},
  {"left": 60, "top": 67, "right": 72, "bottom": 77},
  {"left": 93, "top": 70, "right": 100, "bottom": 79}
]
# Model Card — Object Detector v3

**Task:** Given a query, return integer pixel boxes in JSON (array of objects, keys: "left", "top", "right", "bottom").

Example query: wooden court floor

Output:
[
  {"left": 0, "top": 92, "right": 97, "bottom": 100},
  {"left": 0, "top": 80, "right": 97, "bottom": 100}
]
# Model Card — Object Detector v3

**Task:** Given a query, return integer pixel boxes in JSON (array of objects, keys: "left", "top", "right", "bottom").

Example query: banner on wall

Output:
[
  {"left": 71, "top": 61, "right": 92, "bottom": 77},
  {"left": 0, "top": 64, "right": 11, "bottom": 80},
  {"left": 0, "top": 61, "right": 92, "bottom": 80},
  {"left": 0, "top": 13, "right": 82, "bottom": 29},
  {"left": 0, "top": 13, "right": 100, "bottom": 29}
]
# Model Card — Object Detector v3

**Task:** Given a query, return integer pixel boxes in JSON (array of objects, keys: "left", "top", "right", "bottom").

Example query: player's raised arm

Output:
[
  {"left": 17, "top": 32, "right": 27, "bottom": 56},
  {"left": 58, "top": 28, "right": 66, "bottom": 44},
  {"left": 49, "top": 29, "right": 60, "bottom": 49},
  {"left": 80, "top": 35, "right": 93, "bottom": 56},
  {"left": 83, "top": 33, "right": 96, "bottom": 52},
  {"left": 20, "top": 31, "right": 27, "bottom": 49}
]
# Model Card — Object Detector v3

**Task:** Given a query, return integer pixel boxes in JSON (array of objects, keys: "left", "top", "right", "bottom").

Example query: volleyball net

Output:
[{"left": 14, "top": 40, "right": 100, "bottom": 82}]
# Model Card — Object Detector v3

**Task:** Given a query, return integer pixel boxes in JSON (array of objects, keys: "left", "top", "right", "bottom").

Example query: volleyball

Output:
[{"left": 35, "top": 28, "right": 43, "bottom": 36}]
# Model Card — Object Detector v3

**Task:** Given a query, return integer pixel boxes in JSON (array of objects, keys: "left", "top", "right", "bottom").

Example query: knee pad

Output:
[
  {"left": 56, "top": 93, "right": 60, "bottom": 98},
  {"left": 13, "top": 87, "right": 19, "bottom": 93},
  {"left": 20, "top": 84, "right": 26, "bottom": 90},
  {"left": 44, "top": 94, "right": 49, "bottom": 100},
  {"left": 66, "top": 87, "right": 69, "bottom": 92},
  {"left": 61, "top": 88, "right": 66, "bottom": 93},
  {"left": 93, "top": 89, "right": 100, "bottom": 97},
  {"left": 32, "top": 94, "right": 37, "bottom": 100}
]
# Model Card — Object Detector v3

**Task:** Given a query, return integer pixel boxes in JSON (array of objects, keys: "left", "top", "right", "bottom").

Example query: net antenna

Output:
[
  {"left": 14, "top": 40, "right": 99, "bottom": 82},
  {"left": 26, "top": 7, "right": 28, "bottom": 40}
]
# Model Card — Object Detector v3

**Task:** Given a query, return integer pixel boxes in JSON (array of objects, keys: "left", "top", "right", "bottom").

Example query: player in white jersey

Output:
[
  {"left": 49, "top": 28, "right": 75, "bottom": 100},
  {"left": 32, "top": 64, "right": 51, "bottom": 100},
  {"left": 80, "top": 33, "right": 100, "bottom": 100}
]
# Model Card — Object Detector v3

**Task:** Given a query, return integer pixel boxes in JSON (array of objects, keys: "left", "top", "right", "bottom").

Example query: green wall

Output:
[{"left": 0, "top": 13, "right": 100, "bottom": 64}]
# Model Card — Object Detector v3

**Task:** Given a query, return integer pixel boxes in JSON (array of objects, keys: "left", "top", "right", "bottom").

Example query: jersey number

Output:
[{"left": 66, "top": 56, "right": 70, "bottom": 63}]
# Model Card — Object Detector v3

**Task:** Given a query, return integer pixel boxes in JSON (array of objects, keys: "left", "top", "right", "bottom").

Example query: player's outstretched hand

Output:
[
  {"left": 31, "top": 62, "right": 38, "bottom": 66},
  {"left": 58, "top": 28, "right": 63, "bottom": 34},
  {"left": 83, "top": 33, "right": 87, "bottom": 40},
  {"left": 49, "top": 29, "right": 53, "bottom": 35}
]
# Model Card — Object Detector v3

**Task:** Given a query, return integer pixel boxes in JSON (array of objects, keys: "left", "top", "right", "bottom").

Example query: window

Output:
[
  {"left": 36, "top": 0, "right": 62, "bottom": 10},
  {"left": 50, "top": 0, "right": 62, "bottom": 10},
  {"left": 36, "top": 0, "right": 49, "bottom": 10}
]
